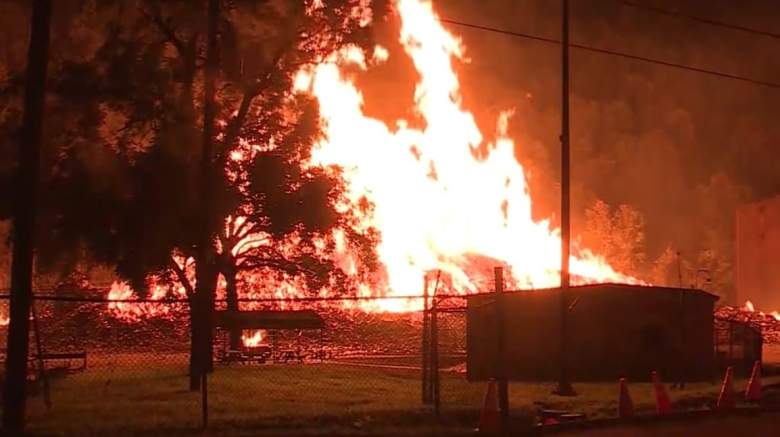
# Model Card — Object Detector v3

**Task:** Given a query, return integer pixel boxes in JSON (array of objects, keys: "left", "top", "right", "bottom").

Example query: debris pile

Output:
[{"left": 715, "top": 303, "right": 780, "bottom": 344}]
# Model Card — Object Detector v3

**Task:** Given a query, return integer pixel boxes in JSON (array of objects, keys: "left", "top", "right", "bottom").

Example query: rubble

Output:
[{"left": 715, "top": 304, "right": 780, "bottom": 344}]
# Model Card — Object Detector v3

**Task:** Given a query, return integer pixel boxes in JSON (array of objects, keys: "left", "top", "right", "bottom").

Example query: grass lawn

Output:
[{"left": 23, "top": 353, "right": 780, "bottom": 435}]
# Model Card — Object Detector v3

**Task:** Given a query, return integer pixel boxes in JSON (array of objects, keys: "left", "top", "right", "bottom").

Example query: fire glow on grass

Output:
[{"left": 104, "top": 0, "right": 640, "bottom": 319}]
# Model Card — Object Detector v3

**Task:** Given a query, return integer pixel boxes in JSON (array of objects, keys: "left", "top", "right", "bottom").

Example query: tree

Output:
[
  {"left": 0, "top": 1, "right": 125, "bottom": 286},
  {"left": 3, "top": 0, "right": 52, "bottom": 430},
  {"left": 216, "top": 96, "right": 378, "bottom": 348},
  {"left": 33, "top": 0, "right": 385, "bottom": 390},
  {"left": 650, "top": 246, "right": 678, "bottom": 286},
  {"left": 582, "top": 200, "right": 647, "bottom": 278}
]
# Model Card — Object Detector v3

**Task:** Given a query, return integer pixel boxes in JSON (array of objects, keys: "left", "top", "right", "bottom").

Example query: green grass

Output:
[{"left": 23, "top": 353, "right": 780, "bottom": 435}]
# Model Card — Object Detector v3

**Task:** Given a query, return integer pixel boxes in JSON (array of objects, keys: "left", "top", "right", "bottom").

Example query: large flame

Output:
[
  {"left": 295, "top": 0, "right": 637, "bottom": 305},
  {"left": 103, "top": 0, "right": 639, "bottom": 318}
]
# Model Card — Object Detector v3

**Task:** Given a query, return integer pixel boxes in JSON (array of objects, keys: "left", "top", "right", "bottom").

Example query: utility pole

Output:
[
  {"left": 421, "top": 275, "right": 430, "bottom": 404},
  {"left": 555, "top": 0, "right": 576, "bottom": 397},
  {"left": 3, "top": 0, "right": 52, "bottom": 430},
  {"left": 494, "top": 267, "right": 509, "bottom": 421}
]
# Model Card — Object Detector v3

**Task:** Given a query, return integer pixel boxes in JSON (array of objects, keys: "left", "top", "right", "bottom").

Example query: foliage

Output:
[
  {"left": 0, "top": 0, "right": 386, "bottom": 297},
  {"left": 582, "top": 200, "right": 646, "bottom": 278}
]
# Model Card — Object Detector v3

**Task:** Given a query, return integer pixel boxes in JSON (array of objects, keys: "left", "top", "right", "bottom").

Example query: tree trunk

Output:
[
  {"left": 189, "top": 0, "right": 220, "bottom": 392},
  {"left": 225, "top": 264, "right": 240, "bottom": 350},
  {"left": 190, "top": 258, "right": 218, "bottom": 391},
  {"left": 3, "top": 0, "right": 52, "bottom": 431},
  {"left": 188, "top": 296, "right": 201, "bottom": 391}
]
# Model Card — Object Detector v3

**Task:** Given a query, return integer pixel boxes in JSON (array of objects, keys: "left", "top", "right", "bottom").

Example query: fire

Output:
[
  {"left": 743, "top": 300, "right": 780, "bottom": 321},
  {"left": 106, "top": 281, "right": 184, "bottom": 322},
  {"left": 295, "top": 0, "right": 637, "bottom": 307},
  {"left": 103, "top": 0, "right": 640, "bottom": 318},
  {"left": 242, "top": 329, "right": 267, "bottom": 348}
]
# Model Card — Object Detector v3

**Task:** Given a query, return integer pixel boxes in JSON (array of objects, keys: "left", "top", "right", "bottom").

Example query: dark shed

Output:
[
  {"left": 466, "top": 284, "right": 718, "bottom": 382},
  {"left": 214, "top": 310, "right": 325, "bottom": 330}
]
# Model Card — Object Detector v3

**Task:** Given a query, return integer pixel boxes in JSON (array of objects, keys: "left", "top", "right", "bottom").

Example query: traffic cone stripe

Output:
[
  {"left": 618, "top": 377, "right": 634, "bottom": 418},
  {"left": 651, "top": 371, "right": 672, "bottom": 414},
  {"left": 745, "top": 361, "right": 762, "bottom": 402},
  {"left": 478, "top": 379, "right": 500, "bottom": 433},
  {"left": 716, "top": 366, "right": 735, "bottom": 410}
]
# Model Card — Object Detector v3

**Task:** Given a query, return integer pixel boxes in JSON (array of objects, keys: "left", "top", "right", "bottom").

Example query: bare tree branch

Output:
[
  {"left": 218, "top": 44, "right": 288, "bottom": 157},
  {"left": 139, "top": 2, "right": 186, "bottom": 56}
]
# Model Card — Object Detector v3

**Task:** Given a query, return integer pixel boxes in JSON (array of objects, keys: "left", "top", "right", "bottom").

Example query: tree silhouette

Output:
[
  {"left": 3, "top": 0, "right": 386, "bottom": 390},
  {"left": 583, "top": 199, "right": 646, "bottom": 278},
  {"left": 3, "top": 0, "right": 52, "bottom": 430},
  {"left": 216, "top": 95, "right": 379, "bottom": 348}
]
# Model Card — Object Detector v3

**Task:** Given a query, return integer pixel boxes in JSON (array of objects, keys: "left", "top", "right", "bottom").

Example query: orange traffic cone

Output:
[
  {"left": 651, "top": 371, "right": 672, "bottom": 414},
  {"left": 745, "top": 361, "right": 762, "bottom": 402},
  {"left": 716, "top": 366, "right": 735, "bottom": 410},
  {"left": 478, "top": 379, "right": 500, "bottom": 433},
  {"left": 618, "top": 377, "right": 634, "bottom": 418}
]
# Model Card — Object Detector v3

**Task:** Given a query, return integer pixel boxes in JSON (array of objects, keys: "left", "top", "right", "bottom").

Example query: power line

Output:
[
  {"left": 615, "top": 0, "right": 780, "bottom": 41},
  {"left": 438, "top": 18, "right": 780, "bottom": 90}
]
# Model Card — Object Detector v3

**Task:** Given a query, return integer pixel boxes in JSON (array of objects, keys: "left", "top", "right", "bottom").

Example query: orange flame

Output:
[
  {"left": 241, "top": 329, "right": 267, "bottom": 347},
  {"left": 104, "top": 0, "right": 642, "bottom": 318},
  {"left": 294, "top": 0, "right": 638, "bottom": 310},
  {"left": 743, "top": 300, "right": 780, "bottom": 321},
  {"left": 106, "top": 281, "right": 185, "bottom": 322}
]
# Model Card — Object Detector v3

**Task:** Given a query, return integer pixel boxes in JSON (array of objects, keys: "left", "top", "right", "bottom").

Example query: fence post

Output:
[
  {"left": 421, "top": 275, "right": 430, "bottom": 404},
  {"left": 494, "top": 266, "right": 509, "bottom": 424},
  {"left": 201, "top": 371, "right": 208, "bottom": 428},
  {"left": 677, "top": 289, "right": 686, "bottom": 389},
  {"left": 30, "top": 297, "right": 51, "bottom": 410}
]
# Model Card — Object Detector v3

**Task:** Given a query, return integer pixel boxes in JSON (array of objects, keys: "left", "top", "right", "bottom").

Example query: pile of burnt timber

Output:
[{"left": 715, "top": 306, "right": 780, "bottom": 344}]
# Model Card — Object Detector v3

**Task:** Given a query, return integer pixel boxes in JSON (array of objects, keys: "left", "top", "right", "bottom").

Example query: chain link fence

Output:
[
  {"left": 3, "top": 287, "right": 775, "bottom": 434},
  {"left": 0, "top": 297, "right": 200, "bottom": 434},
  {"left": 0, "top": 293, "right": 489, "bottom": 434}
]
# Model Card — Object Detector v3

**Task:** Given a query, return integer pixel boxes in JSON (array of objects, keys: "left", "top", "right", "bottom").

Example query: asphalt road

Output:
[{"left": 555, "top": 411, "right": 780, "bottom": 436}]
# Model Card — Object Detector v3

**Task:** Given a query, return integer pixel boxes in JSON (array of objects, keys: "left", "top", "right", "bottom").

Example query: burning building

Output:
[
  {"left": 736, "top": 194, "right": 780, "bottom": 310},
  {"left": 466, "top": 284, "right": 719, "bottom": 382}
]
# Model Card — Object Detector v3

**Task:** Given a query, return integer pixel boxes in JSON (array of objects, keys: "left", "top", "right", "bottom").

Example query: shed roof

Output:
[{"left": 466, "top": 283, "right": 720, "bottom": 301}]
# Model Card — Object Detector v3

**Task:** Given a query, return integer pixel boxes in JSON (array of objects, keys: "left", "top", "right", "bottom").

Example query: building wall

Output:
[
  {"left": 467, "top": 284, "right": 716, "bottom": 382},
  {"left": 736, "top": 195, "right": 780, "bottom": 309}
]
